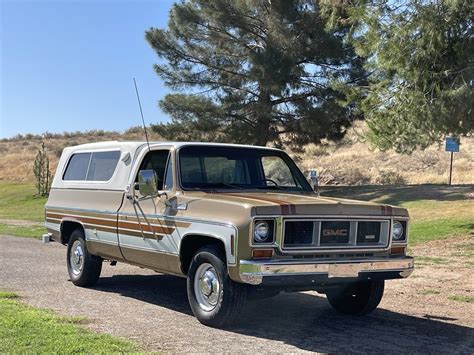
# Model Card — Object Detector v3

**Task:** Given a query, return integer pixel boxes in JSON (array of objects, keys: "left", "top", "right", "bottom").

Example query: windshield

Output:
[{"left": 178, "top": 146, "right": 312, "bottom": 192}]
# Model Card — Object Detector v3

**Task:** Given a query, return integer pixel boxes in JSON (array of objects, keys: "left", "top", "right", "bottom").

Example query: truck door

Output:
[{"left": 117, "top": 148, "right": 175, "bottom": 270}]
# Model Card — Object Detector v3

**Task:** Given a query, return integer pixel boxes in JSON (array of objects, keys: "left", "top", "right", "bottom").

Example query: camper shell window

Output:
[{"left": 63, "top": 151, "right": 120, "bottom": 182}]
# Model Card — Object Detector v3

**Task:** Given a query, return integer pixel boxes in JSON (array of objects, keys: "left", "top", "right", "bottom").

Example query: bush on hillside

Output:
[
  {"left": 376, "top": 170, "right": 406, "bottom": 185},
  {"left": 342, "top": 168, "right": 371, "bottom": 185}
]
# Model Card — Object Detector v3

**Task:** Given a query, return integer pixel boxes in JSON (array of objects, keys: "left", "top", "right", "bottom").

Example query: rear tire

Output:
[
  {"left": 66, "top": 229, "right": 102, "bottom": 287},
  {"left": 187, "top": 245, "right": 246, "bottom": 327},
  {"left": 326, "top": 280, "right": 384, "bottom": 315}
]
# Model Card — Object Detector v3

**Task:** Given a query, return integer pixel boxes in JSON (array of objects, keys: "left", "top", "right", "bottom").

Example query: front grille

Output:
[
  {"left": 284, "top": 221, "right": 314, "bottom": 246},
  {"left": 320, "top": 221, "right": 350, "bottom": 245},
  {"left": 283, "top": 219, "right": 390, "bottom": 250},
  {"left": 357, "top": 221, "right": 381, "bottom": 244}
]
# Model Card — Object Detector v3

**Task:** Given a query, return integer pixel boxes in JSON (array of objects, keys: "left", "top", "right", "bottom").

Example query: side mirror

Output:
[{"left": 138, "top": 170, "right": 158, "bottom": 196}]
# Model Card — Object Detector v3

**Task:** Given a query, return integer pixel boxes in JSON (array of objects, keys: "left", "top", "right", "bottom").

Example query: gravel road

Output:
[{"left": 1, "top": 235, "right": 473, "bottom": 353}]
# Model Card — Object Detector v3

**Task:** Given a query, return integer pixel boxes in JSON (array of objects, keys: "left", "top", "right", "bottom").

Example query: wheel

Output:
[
  {"left": 186, "top": 245, "right": 246, "bottom": 327},
  {"left": 326, "top": 280, "right": 384, "bottom": 315},
  {"left": 66, "top": 229, "right": 102, "bottom": 287}
]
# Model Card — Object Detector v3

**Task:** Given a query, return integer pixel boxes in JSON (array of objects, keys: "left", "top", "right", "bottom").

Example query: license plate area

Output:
[{"left": 328, "top": 263, "right": 360, "bottom": 278}]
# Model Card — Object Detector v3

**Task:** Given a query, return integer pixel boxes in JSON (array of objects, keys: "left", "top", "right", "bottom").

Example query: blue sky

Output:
[{"left": 0, "top": 0, "right": 175, "bottom": 138}]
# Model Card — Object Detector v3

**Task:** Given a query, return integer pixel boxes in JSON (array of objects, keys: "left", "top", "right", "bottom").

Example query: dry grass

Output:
[
  {"left": 294, "top": 121, "right": 474, "bottom": 185},
  {"left": 1, "top": 121, "right": 472, "bottom": 185},
  {"left": 0, "top": 128, "right": 162, "bottom": 182}
]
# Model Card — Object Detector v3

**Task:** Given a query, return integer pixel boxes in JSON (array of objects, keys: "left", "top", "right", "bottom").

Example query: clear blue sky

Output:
[{"left": 0, "top": 0, "right": 175, "bottom": 138}]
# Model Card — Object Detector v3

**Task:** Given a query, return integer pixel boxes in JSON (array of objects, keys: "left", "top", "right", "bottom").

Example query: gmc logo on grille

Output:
[{"left": 322, "top": 229, "right": 348, "bottom": 236}]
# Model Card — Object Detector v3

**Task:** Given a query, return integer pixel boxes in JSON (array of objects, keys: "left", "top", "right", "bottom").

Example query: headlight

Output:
[
  {"left": 392, "top": 221, "right": 404, "bottom": 241},
  {"left": 253, "top": 220, "right": 274, "bottom": 243}
]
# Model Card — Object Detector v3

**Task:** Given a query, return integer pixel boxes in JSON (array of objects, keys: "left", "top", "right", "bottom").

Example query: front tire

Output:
[
  {"left": 326, "top": 280, "right": 384, "bottom": 315},
  {"left": 186, "top": 245, "right": 246, "bottom": 327},
  {"left": 66, "top": 229, "right": 102, "bottom": 287}
]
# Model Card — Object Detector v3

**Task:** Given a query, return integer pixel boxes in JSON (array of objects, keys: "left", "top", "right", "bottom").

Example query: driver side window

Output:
[{"left": 137, "top": 150, "right": 172, "bottom": 190}]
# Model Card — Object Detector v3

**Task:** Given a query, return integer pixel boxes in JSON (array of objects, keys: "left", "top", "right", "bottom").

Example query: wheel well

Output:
[
  {"left": 60, "top": 221, "right": 84, "bottom": 245},
  {"left": 180, "top": 235, "right": 226, "bottom": 275}
]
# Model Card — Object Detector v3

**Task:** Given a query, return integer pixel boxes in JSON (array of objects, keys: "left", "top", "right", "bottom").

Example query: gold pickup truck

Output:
[{"left": 44, "top": 141, "right": 413, "bottom": 327}]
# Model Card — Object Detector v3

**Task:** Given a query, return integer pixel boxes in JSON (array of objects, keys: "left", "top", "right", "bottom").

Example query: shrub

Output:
[
  {"left": 304, "top": 144, "right": 329, "bottom": 157},
  {"left": 317, "top": 168, "right": 338, "bottom": 185},
  {"left": 376, "top": 170, "right": 406, "bottom": 185},
  {"left": 341, "top": 168, "right": 371, "bottom": 185},
  {"left": 54, "top": 147, "right": 64, "bottom": 158},
  {"left": 416, "top": 150, "right": 440, "bottom": 169},
  {"left": 33, "top": 142, "right": 52, "bottom": 196}
]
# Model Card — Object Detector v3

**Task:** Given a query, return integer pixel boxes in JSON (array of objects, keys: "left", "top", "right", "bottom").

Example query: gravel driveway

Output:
[{"left": 1, "top": 235, "right": 473, "bottom": 353}]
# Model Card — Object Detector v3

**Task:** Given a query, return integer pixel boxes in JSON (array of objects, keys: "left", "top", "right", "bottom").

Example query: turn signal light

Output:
[
  {"left": 252, "top": 249, "right": 274, "bottom": 259},
  {"left": 390, "top": 246, "right": 406, "bottom": 255}
]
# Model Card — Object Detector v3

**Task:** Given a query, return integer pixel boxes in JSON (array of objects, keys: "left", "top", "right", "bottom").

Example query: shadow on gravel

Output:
[
  {"left": 94, "top": 274, "right": 192, "bottom": 315},
  {"left": 95, "top": 274, "right": 474, "bottom": 353}
]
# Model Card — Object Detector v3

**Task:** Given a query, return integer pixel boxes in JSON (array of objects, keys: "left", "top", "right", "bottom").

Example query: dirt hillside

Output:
[
  {"left": 0, "top": 128, "right": 162, "bottom": 182},
  {"left": 294, "top": 121, "right": 473, "bottom": 185},
  {"left": 1, "top": 122, "right": 472, "bottom": 184}
]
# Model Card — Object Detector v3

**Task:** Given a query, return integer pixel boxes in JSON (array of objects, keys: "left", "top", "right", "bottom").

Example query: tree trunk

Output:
[{"left": 254, "top": 89, "right": 272, "bottom": 146}]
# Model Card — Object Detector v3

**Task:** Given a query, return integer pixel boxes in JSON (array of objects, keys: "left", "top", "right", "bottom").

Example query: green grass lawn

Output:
[
  {"left": 322, "top": 184, "right": 473, "bottom": 245},
  {"left": 0, "top": 182, "right": 47, "bottom": 222},
  {"left": 0, "top": 182, "right": 47, "bottom": 238},
  {"left": 1, "top": 182, "right": 473, "bottom": 244},
  {"left": 0, "top": 223, "right": 46, "bottom": 238},
  {"left": 0, "top": 292, "right": 140, "bottom": 353}
]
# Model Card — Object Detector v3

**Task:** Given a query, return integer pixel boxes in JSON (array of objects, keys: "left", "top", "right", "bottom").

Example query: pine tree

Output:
[
  {"left": 146, "top": 0, "right": 365, "bottom": 148},
  {"left": 33, "top": 142, "right": 52, "bottom": 196},
  {"left": 322, "top": 0, "right": 474, "bottom": 153}
]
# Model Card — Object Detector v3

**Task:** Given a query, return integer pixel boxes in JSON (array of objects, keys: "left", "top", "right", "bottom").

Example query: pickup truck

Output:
[{"left": 44, "top": 141, "right": 413, "bottom": 327}]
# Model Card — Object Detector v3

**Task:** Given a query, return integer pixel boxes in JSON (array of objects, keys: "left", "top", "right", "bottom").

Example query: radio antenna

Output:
[{"left": 133, "top": 78, "right": 151, "bottom": 151}]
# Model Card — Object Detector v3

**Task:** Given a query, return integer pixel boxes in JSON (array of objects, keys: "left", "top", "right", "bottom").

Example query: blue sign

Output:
[
  {"left": 310, "top": 170, "right": 317, "bottom": 178},
  {"left": 445, "top": 137, "right": 460, "bottom": 153}
]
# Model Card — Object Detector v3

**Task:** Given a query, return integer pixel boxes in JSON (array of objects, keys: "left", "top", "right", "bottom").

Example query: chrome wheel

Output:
[
  {"left": 194, "top": 263, "right": 221, "bottom": 312},
  {"left": 69, "top": 240, "right": 84, "bottom": 276}
]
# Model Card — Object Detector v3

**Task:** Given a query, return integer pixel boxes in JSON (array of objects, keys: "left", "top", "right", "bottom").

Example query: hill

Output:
[
  {"left": 0, "top": 127, "right": 162, "bottom": 182},
  {"left": 294, "top": 121, "right": 473, "bottom": 185},
  {"left": 0, "top": 122, "right": 472, "bottom": 184}
]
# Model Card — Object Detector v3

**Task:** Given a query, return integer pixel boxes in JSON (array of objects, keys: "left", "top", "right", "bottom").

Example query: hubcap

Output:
[
  {"left": 70, "top": 240, "right": 84, "bottom": 276},
  {"left": 194, "top": 263, "right": 221, "bottom": 311}
]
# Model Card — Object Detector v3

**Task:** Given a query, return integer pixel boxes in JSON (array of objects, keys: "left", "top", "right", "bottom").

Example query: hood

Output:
[{"left": 187, "top": 191, "right": 408, "bottom": 217}]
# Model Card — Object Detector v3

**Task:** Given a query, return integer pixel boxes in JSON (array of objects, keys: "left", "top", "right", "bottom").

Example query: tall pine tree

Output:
[
  {"left": 146, "top": 0, "right": 365, "bottom": 147},
  {"left": 323, "top": 0, "right": 474, "bottom": 153}
]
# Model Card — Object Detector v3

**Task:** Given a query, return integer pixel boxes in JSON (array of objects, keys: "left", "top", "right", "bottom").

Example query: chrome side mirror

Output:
[{"left": 138, "top": 170, "right": 158, "bottom": 196}]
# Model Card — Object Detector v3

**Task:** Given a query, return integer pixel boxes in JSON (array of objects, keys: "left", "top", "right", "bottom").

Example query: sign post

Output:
[
  {"left": 309, "top": 169, "right": 319, "bottom": 196},
  {"left": 445, "top": 137, "right": 460, "bottom": 186},
  {"left": 310, "top": 169, "right": 318, "bottom": 186}
]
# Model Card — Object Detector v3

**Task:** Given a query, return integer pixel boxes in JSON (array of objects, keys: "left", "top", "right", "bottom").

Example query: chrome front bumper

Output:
[{"left": 239, "top": 257, "right": 414, "bottom": 285}]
